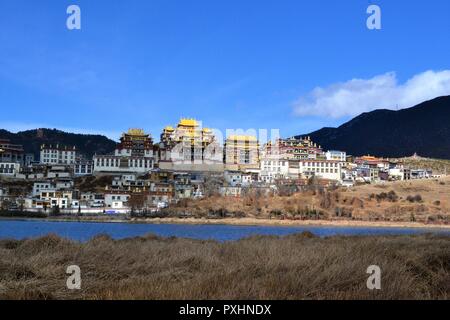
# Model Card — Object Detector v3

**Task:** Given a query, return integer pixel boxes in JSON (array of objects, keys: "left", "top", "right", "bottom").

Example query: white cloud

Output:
[{"left": 293, "top": 70, "right": 450, "bottom": 118}]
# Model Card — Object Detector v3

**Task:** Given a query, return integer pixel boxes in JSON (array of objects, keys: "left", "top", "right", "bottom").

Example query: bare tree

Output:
[
  {"left": 202, "top": 173, "right": 224, "bottom": 197},
  {"left": 128, "top": 193, "right": 146, "bottom": 217}
]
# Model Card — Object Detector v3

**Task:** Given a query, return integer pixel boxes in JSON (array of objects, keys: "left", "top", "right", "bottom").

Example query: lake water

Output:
[{"left": 0, "top": 219, "right": 449, "bottom": 242}]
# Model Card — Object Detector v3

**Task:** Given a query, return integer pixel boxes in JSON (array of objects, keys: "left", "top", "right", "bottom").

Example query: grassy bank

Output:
[
  {"left": 3, "top": 215, "right": 450, "bottom": 230},
  {"left": 2, "top": 177, "right": 449, "bottom": 228},
  {"left": 0, "top": 233, "right": 449, "bottom": 300},
  {"left": 164, "top": 176, "right": 450, "bottom": 225},
  {"left": 0, "top": 210, "right": 48, "bottom": 219}
]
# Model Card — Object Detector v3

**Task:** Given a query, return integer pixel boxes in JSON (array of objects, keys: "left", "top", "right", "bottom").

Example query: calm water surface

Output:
[{"left": 0, "top": 219, "right": 449, "bottom": 242}]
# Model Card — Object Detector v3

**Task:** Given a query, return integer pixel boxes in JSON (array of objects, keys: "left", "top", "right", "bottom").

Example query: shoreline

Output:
[
  {"left": 139, "top": 217, "right": 450, "bottom": 230},
  {"left": 1, "top": 215, "right": 449, "bottom": 230}
]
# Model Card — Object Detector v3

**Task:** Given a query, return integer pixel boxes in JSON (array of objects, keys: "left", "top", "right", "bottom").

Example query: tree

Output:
[
  {"left": 202, "top": 173, "right": 224, "bottom": 197},
  {"left": 128, "top": 193, "right": 146, "bottom": 217},
  {"left": 17, "top": 197, "right": 25, "bottom": 212},
  {"left": 276, "top": 180, "right": 297, "bottom": 197},
  {"left": 1, "top": 198, "right": 12, "bottom": 211},
  {"left": 51, "top": 205, "right": 60, "bottom": 216}
]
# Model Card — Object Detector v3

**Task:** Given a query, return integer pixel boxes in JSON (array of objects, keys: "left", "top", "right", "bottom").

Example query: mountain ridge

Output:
[
  {"left": 0, "top": 128, "right": 117, "bottom": 159},
  {"left": 297, "top": 96, "right": 450, "bottom": 159}
]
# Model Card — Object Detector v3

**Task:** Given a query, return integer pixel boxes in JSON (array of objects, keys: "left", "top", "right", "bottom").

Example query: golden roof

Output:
[
  {"left": 127, "top": 128, "right": 145, "bottom": 136},
  {"left": 164, "top": 126, "right": 174, "bottom": 131},
  {"left": 179, "top": 118, "right": 198, "bottom": 127},
  {"left": 359, "top": 155, "right": 386, "bottom": 162},
  {"left": 227, "top": 135, "right": 257, "bottom": 141},
  {"left": 360, "top": 155, "right": 378, "bottom": 160}
]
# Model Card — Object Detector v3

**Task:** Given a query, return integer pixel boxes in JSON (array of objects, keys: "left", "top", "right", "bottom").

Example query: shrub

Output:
[
  {"left": 335, "top": 207, "right": 353, "bottom": 218},
  {"left": 371, "top": 191, "right": 398, "bottom": 202},
  {"left": 386, "top": 191, "right": 399, "bottom": 202},
  {"left": 270, "top": 209, "right": 283, "bottom": 217},
  {"left": 407, "top": 194, "right": 423, "bottom": 203}
]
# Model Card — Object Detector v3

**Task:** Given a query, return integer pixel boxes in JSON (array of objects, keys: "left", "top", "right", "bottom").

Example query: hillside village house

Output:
[
  {"left": 259, "top": 157, "right": 343, "bottom": 183},
  {"left": 263, "top": 137, "right": 324, "bottom": 160},
  {"left": 298, "top": 160, "right": 342, "bottom": 180},
  {"left": 12, "top": 172, "right": 45, "bottom": 180},
  {"left": 411, "top": 169, "right": 432, "bottom": 179},
  {"left": 0, "top": 187, "right": 7, "bottom": 207},
  {"left": 47, "top": 166, "right": 72, "bottom": 179},
  {"left": 79, "top": 193, "right": 104, "bottom": 208},
  {"left": 223, "top": 170, "right": 255, "bottom": 187},
  {"left": 0, "top": 139, "right": 25, "bottom": 164},
  {"left": 25, "top": 189, "right": 73, "bottom": 210},
  {"left": 93, "top": 129, "right": 155, "bottom": 174},
  {"left": 326, "top": 150, "right": 347, "bottom": 162},
  {"left": 40, "top": 144, "right": 76, "bottom": 165},
  {"left": 74, "top": 160, "right": 94, "bottom": 176},
  {"left": 12, "top": 163, "right": 46, "bottom": 180},
  {"left": 54, "top": 178, "right": 74, "bottom": 190},
  {"left": 353, "top": 155, "right": 392, "bottom": 182},
  {"left": 259, "top": 155, "right": 290, "bottom": 183},
  {"left": 355, "top": 155, "right": 390, "bottom": 170},
  {"left": 46, "top": 191, "right": 72, "bottom": 209},
  {"left": 224, "top": 171, "right": 243, "bottom": 187},
  {"left": 388, "top": 167, "right": 412, "bottom": 181},
  {"left": 32, "top": 181, "right": 56, "bottom": 197},
  {"left": 149, "top": 182, "right": 174, "bottom": 206},
  {"left": 104, "top": 192, "right": 130, "bottom": 209},
  {"left": 173, "top": 172, "right": 194, "bottom": 199},
  {"left": 0, "top": 162, "right": 21, "bottom": 176},
  {"left": 0, "top": 139, "right": 33, "bottom": 177},
  {"left": 12, "top": 164, "right": 72, "bottom": 181}
]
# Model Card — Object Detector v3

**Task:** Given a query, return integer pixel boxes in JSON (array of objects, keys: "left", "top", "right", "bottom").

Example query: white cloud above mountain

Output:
[{"left": 293, "top": 70, "right": 450, "bottom": 118}]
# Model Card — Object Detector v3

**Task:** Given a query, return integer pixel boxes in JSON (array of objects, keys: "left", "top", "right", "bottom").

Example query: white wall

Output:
[
  {"left": 259, "top": 156, "right": 290, "bottom": 183},
  {"left": 40, "top": 149, "right": 76, "bottom": 165},
  {"left": 300, "top": 160, "right": 342, "bottom": 181},
  {"left": 0, "top": 163, "right": 20, "bottom": 176},
  {"left": 94, "top": 156, "right": 154, "bottom": 174},
  {"left": 104, "top": 193, "right": 130, "bottom": 207},
  {"left": 326, "top": 151, "right": 346, "bottom": 162},
  {"left": 32, "top": 182, "right": 55, "bottom": 197}
]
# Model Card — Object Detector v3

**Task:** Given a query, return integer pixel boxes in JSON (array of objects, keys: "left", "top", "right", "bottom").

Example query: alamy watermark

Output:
[
  {"left": 67, "top": 5, "right": 81, "bottom": 30},
  {"left": 366, "top": 265, "right": 381, "bottom": 290},
  {"left": 367, "top": 5, "right": 382, "bottom": 30},
  {"left": 66, "top": 265, "right": 81, "bottom": 290},
  {"left": 65, "top": 4, "right": 381, "bottom": 31}
]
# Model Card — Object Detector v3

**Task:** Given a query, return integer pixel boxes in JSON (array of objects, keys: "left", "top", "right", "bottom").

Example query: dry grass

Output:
[
  {"left": 340, "top": 176, "right": 450, "bottom": 223},
  {"left": 0, "top": 233, "right": 449, "bottom": 300},
  {"left": 166, "top": 176, "right": 450, "bottom": 225},
  {"left": 74, "top": 175, "right": 114, "bottom": 193},
  {"left": 392, "top": 156, "right": 450, "bottom": 175}
]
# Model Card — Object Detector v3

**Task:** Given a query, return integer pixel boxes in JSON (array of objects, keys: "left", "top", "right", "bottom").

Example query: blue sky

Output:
[{"left": 1, "top": 0, "right": 449, "bottom": 141}]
